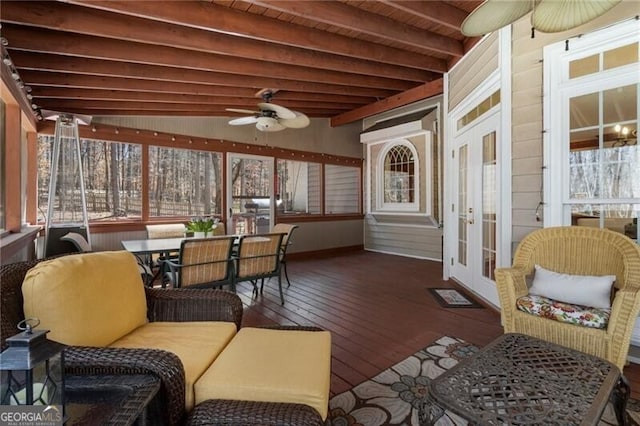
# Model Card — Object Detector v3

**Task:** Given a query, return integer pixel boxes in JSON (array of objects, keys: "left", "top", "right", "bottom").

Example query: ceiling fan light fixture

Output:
[
  {"left": 256, "top": 116, "right": 286, "bottom": 132},
  {"left": 461, "top": 0, "right": 534, "bottom": 37},
  {"left": 532, "top": 0, "right": 622, "bottom": 33}
]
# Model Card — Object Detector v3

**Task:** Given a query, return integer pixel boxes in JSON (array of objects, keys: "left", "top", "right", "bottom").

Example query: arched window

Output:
[
  {"left": 384, "top": 145, "right": 414, "bottom": 203},
  {"left": 376, "top": 140, "right": 420, "bottom": 212}
]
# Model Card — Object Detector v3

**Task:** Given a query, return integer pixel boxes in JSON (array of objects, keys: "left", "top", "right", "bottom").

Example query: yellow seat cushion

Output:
[
  {"left": 110, "top": 321, "right": 237, "bottom": 411},
  {"left": 194, "top": 327, "right": 331, "bottom": 419},
  {"left": 22, "top": 251, "right": 147, "bottom": 347}
]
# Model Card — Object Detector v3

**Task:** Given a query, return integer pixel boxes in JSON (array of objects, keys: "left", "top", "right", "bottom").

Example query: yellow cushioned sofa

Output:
[{"left": 3, "top": 251, "right": 330, "bottom": 426}]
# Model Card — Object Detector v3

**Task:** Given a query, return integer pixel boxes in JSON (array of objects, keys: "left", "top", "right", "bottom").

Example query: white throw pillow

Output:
[{"left": 529, "top": 265, "right": 615, "bottom": 309}]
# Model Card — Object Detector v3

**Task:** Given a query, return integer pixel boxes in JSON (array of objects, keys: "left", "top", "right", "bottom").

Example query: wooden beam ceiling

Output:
[{"left": 0, "top": 0, "right": 481, "bottom": 125}]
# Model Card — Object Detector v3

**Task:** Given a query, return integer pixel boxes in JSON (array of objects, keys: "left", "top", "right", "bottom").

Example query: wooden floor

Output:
[{"left": 235, "top": 250, "right": 640, "bottom": 399}]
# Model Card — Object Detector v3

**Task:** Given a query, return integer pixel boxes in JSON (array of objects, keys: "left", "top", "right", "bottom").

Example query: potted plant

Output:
[{"left": 187, "top": 217, "right": 218, "bottom": 238}]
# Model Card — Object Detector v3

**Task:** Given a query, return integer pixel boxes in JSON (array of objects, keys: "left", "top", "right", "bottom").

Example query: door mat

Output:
[{"left": 428, "top": 288, "right": 484, "bottom": 308}]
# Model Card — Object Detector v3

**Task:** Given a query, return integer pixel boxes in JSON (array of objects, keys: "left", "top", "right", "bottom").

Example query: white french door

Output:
[
  {"left": 226, "top": 153, "right": 275, "bottom": 235},
  {"left": 450, "top": 111, "right": 500, "bottom": 306}
]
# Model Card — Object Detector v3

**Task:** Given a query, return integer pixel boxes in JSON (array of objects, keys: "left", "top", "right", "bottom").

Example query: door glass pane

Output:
[
  {"left": 230, "top": 156, "right": 272, "bottom": 235},
  {"left": 482, "top": 132, "right": 497, "bottom": 280},
  {"left": 572, "top": 203, "right": 638, "bottom": 239},
  {"left": 603, "top": 42, "right": 638, "bottom": 70},
  {"left": 570, "top": 92, "right": 598, "bottom": 129},
  {"left": 569, "top": 54, "right": 599, "bottom": 79},
  {"left": 569, "top": 84, "right": 638, "bottom": 201},
  {"left": 603, "top": 84, "right": 637, "bottom": 125},
  {"left": 457, "top": 145, "right": 467, "bottom": 266}
]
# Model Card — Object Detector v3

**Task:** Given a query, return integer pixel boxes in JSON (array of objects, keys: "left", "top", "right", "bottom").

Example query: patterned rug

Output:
[{"left": 324, "top": 336, "right": 640, "bottom": 425}]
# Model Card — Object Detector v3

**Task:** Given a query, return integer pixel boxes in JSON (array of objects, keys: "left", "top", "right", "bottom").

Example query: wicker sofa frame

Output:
[
  {"left": 494, "top": 226, "right": 640, "bottom": 371},
  {"left": 1, "top": 256, "right": 324, "bottom": 426}
]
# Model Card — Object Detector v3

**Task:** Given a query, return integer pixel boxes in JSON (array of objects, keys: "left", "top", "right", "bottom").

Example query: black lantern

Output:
[{"left": 0, "top": 318, "right": 66, "bottom": 411}]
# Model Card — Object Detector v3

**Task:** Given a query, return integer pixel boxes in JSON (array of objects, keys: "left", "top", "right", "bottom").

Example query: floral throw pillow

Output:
[{"left": 516, "top": 294, "right": 610, "bottom": 329}]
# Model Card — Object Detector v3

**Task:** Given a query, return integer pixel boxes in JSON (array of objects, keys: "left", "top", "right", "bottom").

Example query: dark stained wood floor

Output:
[{"left": 235, "top": 250, "right": 640, "bottom": 399}]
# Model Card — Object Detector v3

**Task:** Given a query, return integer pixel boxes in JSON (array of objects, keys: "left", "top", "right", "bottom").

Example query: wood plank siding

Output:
[{"left": 448, "top": 32, "right": 499, "bottom": 112}]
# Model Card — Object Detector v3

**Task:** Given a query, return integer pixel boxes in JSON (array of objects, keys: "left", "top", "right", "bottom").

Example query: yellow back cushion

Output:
[{"left": 22, "top": 251, "right": 148, "bottom": 346}]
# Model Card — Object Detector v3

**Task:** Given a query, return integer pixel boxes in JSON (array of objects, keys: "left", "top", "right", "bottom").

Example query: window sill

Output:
[{"left": 0, "top": 225, "right": 42, "bottom": 263}]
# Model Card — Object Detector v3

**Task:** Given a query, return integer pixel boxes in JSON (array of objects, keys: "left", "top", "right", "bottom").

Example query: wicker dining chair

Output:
[
  {"left": 495, "top": 226, "right": 640, "bottom": 370},
  {"left": 235, "top": 233, "right": 286, "bottom": 304},
  {"left": 271, "top": 223, "right": 299, "bottom": 287},
  {"left": 163, "top": 236, "right": 236, "bottom": 290}
]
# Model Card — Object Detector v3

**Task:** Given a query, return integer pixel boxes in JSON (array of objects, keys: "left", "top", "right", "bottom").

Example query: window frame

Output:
[
  {"left": 543, "top": 18, "right": 639, "bottom": 227},
  {"left": 377, "top": 139, "right": 420, "bottom": 212},
  {"left": 33, "top": 123, "right": 364, "bottom": 230}
]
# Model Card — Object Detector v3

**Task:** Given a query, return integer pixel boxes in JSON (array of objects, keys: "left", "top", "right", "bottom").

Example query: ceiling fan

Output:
[
  {"left": 226, "top": 90, "right": 310, "bottom": 132},
  {"left": 461, "top": 0, "right": 621, "bottom": 37}
]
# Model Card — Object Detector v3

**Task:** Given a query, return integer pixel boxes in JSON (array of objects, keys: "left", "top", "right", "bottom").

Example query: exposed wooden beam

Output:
[
  {"left": 30, "top": 87, "right": 370, "bottom": 106},
  {"left": 378, "top": 0, "right": 467, "bottom": 31},
  {"left": 35, "top": 99, "right": 348, "bottom": 114},
  {"left": 67, "top": 0, "right": 448, "bottom": 72},
  {"left": 11, "top": 51, "right": 394, "bottom": 98},
  {"left": 248, "top": 0, "right": 464, "bottom": 57},
  {"left": 36, "top": 108, "right": 337, "bottom": 118},
  {"left": 34, "top": 95, "right": 354, "bottom": 111},
  {"left": 2, "top": 24, "right": 415, "bottom": 91},
  {"left": 330, "top": 79, "right": 444, "bottom": 127},
  {"left": 1, "top": 1, "right": 435, "bottom": 81}
]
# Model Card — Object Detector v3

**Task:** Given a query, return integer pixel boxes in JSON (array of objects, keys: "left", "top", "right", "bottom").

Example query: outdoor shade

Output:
[
  {"left": 461, "top": 0, "right": 622, "bottom": 37},
  {"left": 532, "top": 0, "right": 622, "bottom": 33},
  {"left": 461, "top": 0, "right": 534, "bottom": 37}
]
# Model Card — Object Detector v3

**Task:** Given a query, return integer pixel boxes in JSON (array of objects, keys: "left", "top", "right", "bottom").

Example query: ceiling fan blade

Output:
[
  {"left": 226, "top": 108, "right": 259, "bottom": 115},
  {"left": 461, "top": 0, "right": 533, "bottom": 36},
  {"left": 280, "top": 111, "right": 310, "bottom": 129},
  {"left": 229, "top": 116, "right": 259, "bottom": 125},
  {"left": 532, "top": 0, "right": 621, "bottom": 33},
  {"left": 258, "top": 102, "right": 296, "bottom": 120}
]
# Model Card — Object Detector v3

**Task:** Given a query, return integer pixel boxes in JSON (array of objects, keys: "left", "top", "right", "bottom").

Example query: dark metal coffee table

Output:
[
  {"left": 65, "top": 374, "right": 161, "bottom": 426},
  {"left": 421, "top": 333, "right": 629, "bottom": 425}
]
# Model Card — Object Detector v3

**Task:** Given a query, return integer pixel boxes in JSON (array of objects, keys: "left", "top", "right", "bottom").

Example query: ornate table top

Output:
[{"left": 427, "top": 333, "right": 623, "bottom": 425}]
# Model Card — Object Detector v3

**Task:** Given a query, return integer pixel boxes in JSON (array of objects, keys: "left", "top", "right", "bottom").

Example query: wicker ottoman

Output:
[{"left": 191, "top": 327, "right": 331, "bottom": 423}]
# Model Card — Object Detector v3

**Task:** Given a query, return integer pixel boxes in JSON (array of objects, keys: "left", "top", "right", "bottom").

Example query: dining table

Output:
[{"left": 121, "top": 237, "right": 187, "bottom": 286}]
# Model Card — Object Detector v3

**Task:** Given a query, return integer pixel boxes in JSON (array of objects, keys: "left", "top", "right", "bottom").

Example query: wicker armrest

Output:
[
  {"left": 145, "top": 288, "right": 242, "bottom": 328},
  {"left": 495, "top": 267, "right": 530, "bottom": 298},
  {"left": 64, "top": 346, "right": 185, "bottom": 426},
  {"left": 187, "top": 399, "right": 324, "bottom": 426}
]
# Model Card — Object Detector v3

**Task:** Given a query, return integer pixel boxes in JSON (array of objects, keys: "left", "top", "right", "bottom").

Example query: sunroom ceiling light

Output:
[{"left": 462, "top": 0, "right": 622, "bottom": 37}]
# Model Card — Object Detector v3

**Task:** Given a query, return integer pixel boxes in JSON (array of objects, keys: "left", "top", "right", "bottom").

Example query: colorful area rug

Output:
[
  {"left": 324, "top": 336, "right": 639, "bottom": 426},
  {"left": 427, "top": 288, "right": 483, "bottom": 308}
]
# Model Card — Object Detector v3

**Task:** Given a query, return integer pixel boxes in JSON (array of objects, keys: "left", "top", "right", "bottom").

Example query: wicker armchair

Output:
[
  {"left": 495, "top": 226, "right": 640, "bottom": 370},
  {"left": 0, "top": 256, "right": 242, "bottom": 426}
]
